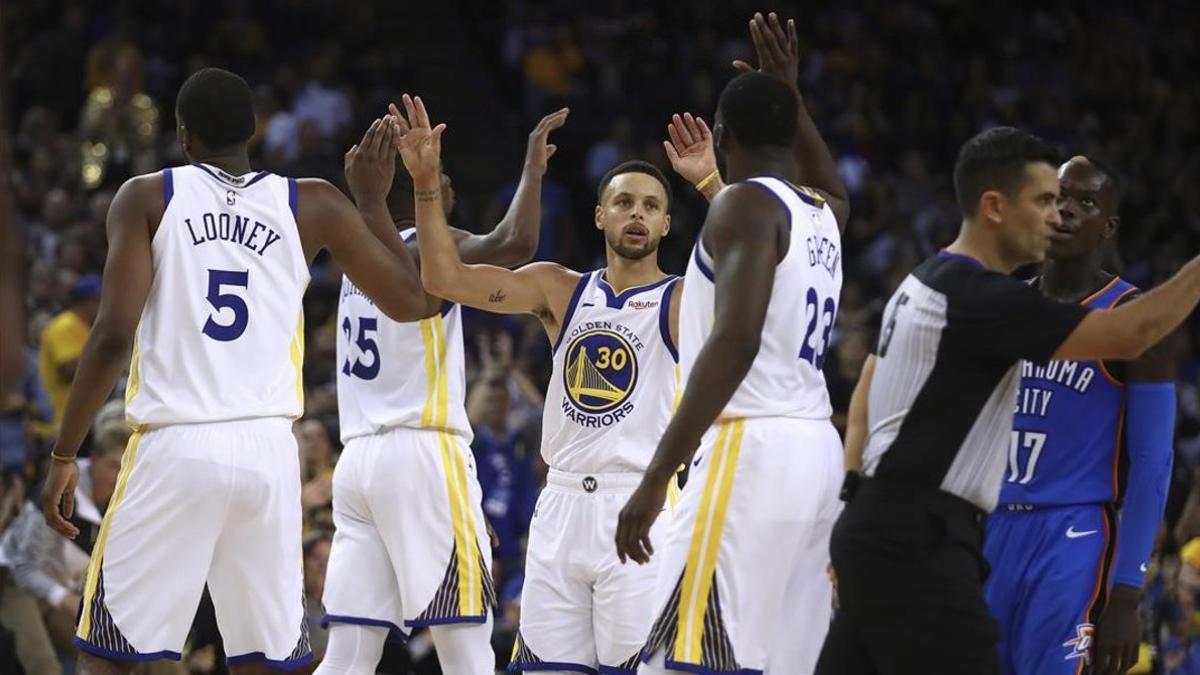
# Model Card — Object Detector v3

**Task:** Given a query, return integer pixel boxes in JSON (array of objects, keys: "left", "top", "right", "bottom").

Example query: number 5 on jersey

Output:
[{"left": 202, "top": 269, "right": 250, "bottom": 342}]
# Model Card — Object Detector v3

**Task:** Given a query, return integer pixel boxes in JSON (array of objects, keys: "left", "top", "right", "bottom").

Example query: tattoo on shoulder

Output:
[{"left": 488, "top": 289, "right": 506, "bottom": 303}]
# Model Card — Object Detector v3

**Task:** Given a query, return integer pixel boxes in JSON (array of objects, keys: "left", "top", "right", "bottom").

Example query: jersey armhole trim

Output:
[
  {"left": 659, "top": 277, "right": 680, "bottom": 362},
  {"left": 162, "top": 168, "right": 174, "bottom": 209},
  {"left": 287, "top": 177, "right": 298, "bottom": 219},
  {"left": 692, "top": 242, "right": 715, "bottom": 282},
  {"left": 552, "top": 271, "right": 592, "bottom": 354}
]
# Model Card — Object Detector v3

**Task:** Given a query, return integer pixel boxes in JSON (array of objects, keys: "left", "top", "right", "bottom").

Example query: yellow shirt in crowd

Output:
[{"left": 38, "top": 310, "right": 91, "bottom": 430}]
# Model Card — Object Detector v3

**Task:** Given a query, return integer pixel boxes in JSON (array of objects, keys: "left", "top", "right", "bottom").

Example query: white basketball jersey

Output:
[
  {"left": 679, "top": 177, "right": 842, "bottom": 420},
  {"left": 125, "top": 164, "right": 310, "bottom": 427},
  {"left": 541, "top": 270, "right": 680, "bottom": 473},
  {"left": 336, "top": 229, "right": 470, "bottom": 443}
]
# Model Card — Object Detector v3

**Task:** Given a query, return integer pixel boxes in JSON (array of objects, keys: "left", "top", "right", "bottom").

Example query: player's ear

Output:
[
  {"left": 1103, "top": 215, "right": 1119, "bottom": 240},
  {"left": 594, "top": 204, "right": 605, "bottom": 231},
  {"left": 977, "top": 190, "right": 1005, "bottom": 226},
  {"left": 662, "top": 213, "right": 671, "bottom": 237},
  {"left": 178, "top": 124, "right": 190, "bottom": 154}
]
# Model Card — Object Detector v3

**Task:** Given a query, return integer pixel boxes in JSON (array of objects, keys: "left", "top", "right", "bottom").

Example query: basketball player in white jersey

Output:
[
  {"left": 39, "top": 68, "right": 429, "bottom": 674},
  {"left": 617, "top": 14, "right": 852, "bottom": 674},
  {"left": 390, "top": 94, "right": 681, "bottom": 674},
  {"left": 317, "top": 108, "right": 568, "bottom": 675}
]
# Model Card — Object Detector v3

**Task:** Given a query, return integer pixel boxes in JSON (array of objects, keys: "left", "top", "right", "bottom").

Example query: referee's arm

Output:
[
  {"left": 1054, "top": 255, "right": 1200, "bottom": 361},
  {"left": 843, "top": 354, "right": 876, "bottom": 472}
]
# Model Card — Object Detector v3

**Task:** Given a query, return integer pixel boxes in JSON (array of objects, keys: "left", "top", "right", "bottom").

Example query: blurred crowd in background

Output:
[{"left": 2, "top": 1, "right": 1198, "bottom": 673}]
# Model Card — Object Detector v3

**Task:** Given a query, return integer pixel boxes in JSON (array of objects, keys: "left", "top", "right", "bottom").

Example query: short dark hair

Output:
[
  {"left": 716, "top": 72, "right": 798, "bottom": 149},
  {"left": 953, "top": 127, "right": 1059, "bottom": 215},
  {"left": 597, "top": 160, "right": 672, "bottom": 207},
  {"left": 176, "top": 68, "right": 256, "bottom": 149}
]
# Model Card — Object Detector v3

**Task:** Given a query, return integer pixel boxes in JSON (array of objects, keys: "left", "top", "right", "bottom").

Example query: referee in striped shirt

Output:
[{"left": 816, "top": 127, "right": 1200, "bottom": 675}]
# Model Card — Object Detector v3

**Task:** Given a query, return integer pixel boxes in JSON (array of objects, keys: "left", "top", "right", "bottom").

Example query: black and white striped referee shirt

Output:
[{"left": 861, "top": 251, "right": 1091, "bottom": 511}]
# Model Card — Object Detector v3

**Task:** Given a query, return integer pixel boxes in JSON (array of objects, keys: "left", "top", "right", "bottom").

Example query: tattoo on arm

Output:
[
  {"left": 415, "top": 189, "right": 440, "bottom": 203},
  {"left": 488, "top": 289, "right": 506, "bottom": 303}
]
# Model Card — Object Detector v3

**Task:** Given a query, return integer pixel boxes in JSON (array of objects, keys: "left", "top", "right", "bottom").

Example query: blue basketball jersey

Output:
[{"left": 999, "top": 277, "right": 1139, "bottom": 507}]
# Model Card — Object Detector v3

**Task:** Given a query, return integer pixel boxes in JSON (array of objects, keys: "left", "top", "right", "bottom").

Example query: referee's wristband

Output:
[
  {"left": 694, "top": 170, "right": 720, "bottom": 192},
  {"left": 50, "top": 451, "right": 77, "bottom": 463}
]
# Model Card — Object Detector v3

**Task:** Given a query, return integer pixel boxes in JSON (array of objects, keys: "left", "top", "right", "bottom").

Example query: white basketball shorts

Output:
[
  {"left": 639, "top": 417, "right": 843, "bottom": 674},
  {"left": 321, "top": 426, "right": 494, "bottom": 640},
  {"left": 513, "top": 468, "right": 675, "bottom": 674},
  {"left": 74, "top": 417, "right": 310, "bottom": 669}
]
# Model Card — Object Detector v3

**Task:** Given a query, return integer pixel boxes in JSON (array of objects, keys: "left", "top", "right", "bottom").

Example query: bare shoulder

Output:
[
  {"left": 294, "top": 177, "right": 349, "bottom": 216},
  {"left": 111, "top": 171, "right": 167, "bottom": 234},
  {"left": 519, "top": 261, "right": 584, "bottom": 320},
  {"left": 702, "top": 182, "right": 786, "bottom": 251}
]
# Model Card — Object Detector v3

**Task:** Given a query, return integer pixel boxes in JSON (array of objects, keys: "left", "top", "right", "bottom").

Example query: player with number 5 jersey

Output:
[
  {"left": 318, "top": 108, "right": 566, "bottom": 675},
  {"left": 40, "top": 69, "right": 429, "bottom": 673}
]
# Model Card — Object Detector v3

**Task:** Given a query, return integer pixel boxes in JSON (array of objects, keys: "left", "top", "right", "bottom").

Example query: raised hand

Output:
[
  {"left": 389, "top": 94, "right": 446, "bottom": 183},
  {"left": 663, "top": 112, "right": 717, "bottom": 186},
  {"left": 344, "top": 116, "right": 398, "bottom": 202},
  {"left": 525, "top": 108, "right": 570, "bottom": 175},
  {"left": 732, "top": 12, "right": 799, "bottom": 87}
]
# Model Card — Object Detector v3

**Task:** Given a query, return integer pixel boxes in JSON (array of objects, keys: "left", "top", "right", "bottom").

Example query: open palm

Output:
[
  {"left": 389, "top": 94, "right": 445, "bottom": 182},
  {"left": 663, "top": 112, "right": 717, "bottom": 185}
]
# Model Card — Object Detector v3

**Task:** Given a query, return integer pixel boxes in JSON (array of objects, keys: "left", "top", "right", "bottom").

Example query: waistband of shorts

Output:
[
  {"left": 546, "top": 468, "right": 643, "bottom": 493},
  {"left": 133, "top": 416, "right": 293, "bottom": 433},
  {"left": 847, "top": 473, "right": 987, "bottom": 523}
]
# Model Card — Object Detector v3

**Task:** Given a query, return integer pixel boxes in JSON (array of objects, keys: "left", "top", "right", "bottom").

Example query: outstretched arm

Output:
[
  {"left": 616, "top": 184, "right": 782, "bottom": 564},
  {"left": 735, "top": 12, "right": 850, "bottom": 230},
  {"left": 310, "top": 116, "right": 426, "bottom": 322},
  {"left": 394, "top": 95, "right": 578, "bottom": 333},
  {"left": 1053, "top": 256, "right": 1200, "bottom": 361},
  {"left": 453, "top": 108, "right": 569, "bottom": 267}
]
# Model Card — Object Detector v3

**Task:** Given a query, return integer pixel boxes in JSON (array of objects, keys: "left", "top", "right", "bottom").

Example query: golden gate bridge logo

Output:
[{"left": 563, "top": 329, "right": 638, "bottom": 414}]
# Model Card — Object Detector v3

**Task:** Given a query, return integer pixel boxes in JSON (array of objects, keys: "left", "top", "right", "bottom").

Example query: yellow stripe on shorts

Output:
[
  {"left": 420, "top": 317, "right": 439, "bottom": 426},
  {"left": 674, "top": 420, "right": 744, "bottom": 664},
  {"left": 424, "top": 315, "right": 481, "bottom": 616},
  {"left": 290, "top": 310, "right": 306, "bottom": 413},
  {"left": 78, "top": 430, "right": 144, "bottom": 640},
  {"left": 124, "top": 324, "right": 142, "bottom": 406}
]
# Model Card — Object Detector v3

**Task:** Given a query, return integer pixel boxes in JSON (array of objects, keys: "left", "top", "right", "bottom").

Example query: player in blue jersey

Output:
[{"left": 983, "top": 156, "right": 1177, "bottom": 675}]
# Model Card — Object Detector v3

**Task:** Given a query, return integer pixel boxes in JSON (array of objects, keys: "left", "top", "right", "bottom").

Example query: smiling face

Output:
[
  {"left": 1050, "top": 156, "right": 1118, "bottom": 260},
  {"left": 595, "top": 172, "right": 671, "bottom": 261}
]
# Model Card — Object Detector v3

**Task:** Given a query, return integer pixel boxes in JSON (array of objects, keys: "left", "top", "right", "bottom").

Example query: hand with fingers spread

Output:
[
  {"left": 390, "top": 94, "right": 447, "bottom": 184},
  {"left": 524, "top": 107, "right": 570, "bottom": 176},
  {"left": 663, "top": 112, "right": 718, "bottom": 187},
  {"left": 733, "top": 11, "right": 800, "bottom": 88},
  {"left": 41, "top": 456, "right": 80, "bottom": 539},
  {"left": 345, "top": 115, "right": 398, "bottom": 203}
]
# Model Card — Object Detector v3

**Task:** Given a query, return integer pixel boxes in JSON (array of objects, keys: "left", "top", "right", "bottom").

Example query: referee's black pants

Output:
[{"left": 816, "top": 476, "right": 1000, "bottom": 675}]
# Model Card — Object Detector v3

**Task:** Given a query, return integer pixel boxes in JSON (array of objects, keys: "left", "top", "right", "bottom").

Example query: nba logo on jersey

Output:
[{"left": 560, "top": 325, "right": 640, "bottom": 428}]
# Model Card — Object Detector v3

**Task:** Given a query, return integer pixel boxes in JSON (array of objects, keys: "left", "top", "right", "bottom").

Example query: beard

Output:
[{"left": 607, "top": 232, "right": 660, "bottom": 261}]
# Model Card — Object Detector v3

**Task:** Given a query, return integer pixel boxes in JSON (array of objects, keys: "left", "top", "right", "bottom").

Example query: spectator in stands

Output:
[
  {"left": 38, "top": 274, "right": 99, "bottom": 432},
  {"left": 0, "top": 417, "right": 125, "bottom": 675}
]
